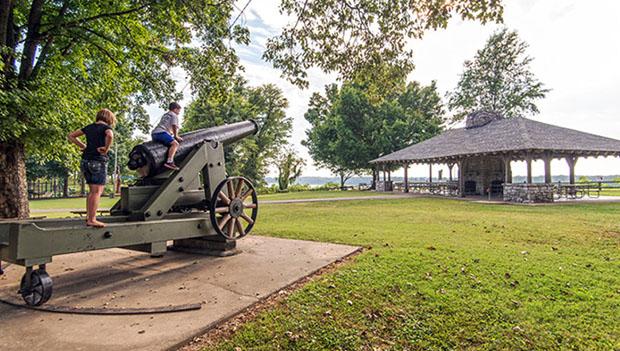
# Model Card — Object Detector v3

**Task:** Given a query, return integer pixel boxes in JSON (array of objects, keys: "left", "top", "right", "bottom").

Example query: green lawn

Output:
[
  {"left": 28, "top": 190, "right": 385, "bottom": 212},
  {"left": 205, "top": 198, "right": 619, "bottom": 350},
  {"left": 29, "top": 196, "right": 119, "bottom": 210}
]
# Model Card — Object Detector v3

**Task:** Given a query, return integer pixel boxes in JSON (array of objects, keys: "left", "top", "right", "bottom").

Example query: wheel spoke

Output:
[
  {"left": 218, "top": 191, "right": 231, "bottom": 205},
  {"left": 240, "top": 212, "right": 254, "bottom": 225},
  {"left": 244, "top": 203, "right": 257, "bottom": 209},
  {"left": 235, "top": 178, "right": 245, "bottom": 197},
  {"left": 241, "top": 188, "right": 254, "bottom": 201},
  {"left": 227, "top": 180, "right": 235, "bottom": 199},
  {"left": 235, "top": 219, "right": 245, "bottom": 236},
  {"left": 215, "top": 207, "right": 230, "bottom": 213},
  {"left": 218, "top": 214, "right": 231, "bottom": 230},
  {"left": 228, "top": 218, "right": 236, "bottom": 237}
]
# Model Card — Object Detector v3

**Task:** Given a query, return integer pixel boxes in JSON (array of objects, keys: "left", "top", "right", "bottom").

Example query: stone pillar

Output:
[
  {"left": 566, "top": 156, "right": 578, "bottom": 184},
  {"left": 526, "top": 155, "right": 533, "bottom": 184},
  {"left": 544, "top": 153, "right": 552, "bottom": 184},
  {"left": 429, "top": 164, "right": 433, "bottom": 183},
  {"left": 448, "top": 163, "right": 454, "bottom": 181},
  {"left": 404, "top": 163, "right": 409, "bottom": 193},
  {"left": 457, "top": 160, "right": 464, "bottom": 197}
]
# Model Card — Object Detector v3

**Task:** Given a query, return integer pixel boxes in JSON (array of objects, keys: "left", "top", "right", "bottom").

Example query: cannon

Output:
[{"left": 0, "top": 120, "right": 259, "bottom": 306}]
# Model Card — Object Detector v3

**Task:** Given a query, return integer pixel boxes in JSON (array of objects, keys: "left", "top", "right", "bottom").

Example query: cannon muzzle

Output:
[{"left": 128, "top": 119, "right": 259, "bottom": 177}]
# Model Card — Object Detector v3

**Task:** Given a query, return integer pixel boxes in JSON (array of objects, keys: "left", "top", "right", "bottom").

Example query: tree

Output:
[
  {"left": 184, "top": 81, "right": 293, "bottom": 185},
  {"left": 304, "top": 81, "right": 444, "bottom": 187},
  {"left": 25, "top": 157, "right": 71, "bottom": 197},
  {"left": 276, "top": 148, "right": 305, "bottom": 191},
  {"left": 448, "top": 28, "right": 550, "bottom": 121},
  {"left": 0, "top": 1, "right": 247, "bottom": 218},
  {"left": 264, "top": 0, "right": 503, "bottom": 88}
]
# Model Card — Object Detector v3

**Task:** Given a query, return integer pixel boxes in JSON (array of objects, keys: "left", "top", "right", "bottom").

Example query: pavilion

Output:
[{"left": 370, "top": 111, "right": 620, "bottom": 203}]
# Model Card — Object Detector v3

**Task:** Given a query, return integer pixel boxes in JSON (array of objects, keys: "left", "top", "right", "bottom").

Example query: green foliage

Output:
[
  {"left": 303, "top": 81, "right": 444, "bottom": 185},
  {"left": 277, "top": 148, "right": 305, "bottom": 191},
  {"left": 577, "top": 176, "right": 591, "bottom": 183},
  {"left": 184, "top": 80, "right": 292, "bottom": 185},
  {"left": 448, "top": 28, "right": 549, "bottom": 121},
  {"left": 25, "top": 157, "right": 70, "bottom": 180},
  {"left": 207, "top": 199, "right": 620, "bottom": 350},
  {"left": 264, "top": 0, "right": 503, "bottom": 88},
  {"left": 0, "top": 0, "right": 246, "bottom": 161}
]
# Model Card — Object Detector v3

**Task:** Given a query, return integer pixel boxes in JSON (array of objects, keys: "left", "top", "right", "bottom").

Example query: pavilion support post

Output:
[
  {"left": 429, "top": 163, "right": 433, "bottom": 183},
  {"left": 543, "top": 153, "right": 552, "bottom": 184},
  {"left": 457, "top": 160, "right": 464, "bottom": 197},
  {"left": 447, "top": 163, "right": 454, "bottom": 182},
  {"left": 382, "top": 165, "right": 386, "bottom": 182},
  {"left": 566, "top": 156, "right": 578, "bottom": 184},
  {"left": 404, "top": 163, "right": 409, "bottom": 193},
  {"left": 526, "top": 155, "right": 533, "bottom": 184},
  {"left": 388, "top": 168, "right": 391, "bottom": 182},
  {"left": 503, "top": 157, "right": 512, "bottom": 184}
]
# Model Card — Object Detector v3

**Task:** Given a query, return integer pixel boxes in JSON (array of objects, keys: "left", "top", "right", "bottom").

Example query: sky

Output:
[{"left": 147, "top": 0, "right": 620, "bottom": 179}]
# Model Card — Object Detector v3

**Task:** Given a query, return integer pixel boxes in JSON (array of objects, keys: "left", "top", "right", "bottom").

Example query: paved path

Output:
[{"left": 0, "top": 236, "right": 360, "bottom": 351}]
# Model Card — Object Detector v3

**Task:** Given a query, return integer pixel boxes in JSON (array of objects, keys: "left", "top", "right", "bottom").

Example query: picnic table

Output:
[{"left": 70, "top": 209, "right": 110, "bottom": 217}]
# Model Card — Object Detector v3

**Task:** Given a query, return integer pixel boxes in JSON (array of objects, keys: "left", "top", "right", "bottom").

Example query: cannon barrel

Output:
[{"left": 128, "top": 120, "right": 259, "bottom": 177}]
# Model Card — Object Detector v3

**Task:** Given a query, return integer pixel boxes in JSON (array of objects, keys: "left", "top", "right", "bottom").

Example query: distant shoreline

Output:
[{"left": 265, "top": 175, "right": 620, "bottom": 186}]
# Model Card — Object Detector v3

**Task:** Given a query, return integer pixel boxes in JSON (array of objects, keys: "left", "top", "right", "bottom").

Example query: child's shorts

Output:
[
  {"left": 81, "top": 159, "right": 107, "bottom": 185},
  {"left": 152, "top": 132, "right": 175, "bottom": 146}
]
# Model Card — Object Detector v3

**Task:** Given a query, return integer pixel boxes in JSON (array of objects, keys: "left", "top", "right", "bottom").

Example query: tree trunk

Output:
[
  {"left": 0, "top": 141, "right": 30, "bottom": 218},
  {"left": 62, "top": 174, "right": 69, "bottom": 198},
  {"left": 80, "top": 174, "right": 85, "bottom": 196}
]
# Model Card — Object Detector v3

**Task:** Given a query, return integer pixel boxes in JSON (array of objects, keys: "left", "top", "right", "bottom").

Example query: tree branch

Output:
[
  {"left": 39, "top": 3, "right": 149, "bottom": 36},
  {"left": 31, "top": 0, "right": 70, "bottom": 80},
  {"left": 18, "top": 0, "right": 44, "bottom": 83}
]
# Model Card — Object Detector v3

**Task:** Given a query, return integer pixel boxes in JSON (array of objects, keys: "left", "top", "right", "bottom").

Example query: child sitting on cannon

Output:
[{"left": 151, "top": 102, "right": 184, "bottom": 170}]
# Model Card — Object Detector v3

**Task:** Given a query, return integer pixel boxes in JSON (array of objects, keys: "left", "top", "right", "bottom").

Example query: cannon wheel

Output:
[
  {"left": 20, "top": 268, "right": 53, "bottom": 306},
  {"left": 209, "top": 176, "right": 258, "bottom": 240}
]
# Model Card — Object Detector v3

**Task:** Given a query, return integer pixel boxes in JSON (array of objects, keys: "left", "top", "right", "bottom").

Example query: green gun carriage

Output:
[{"left": 0, "top": 120, "right": 259, "bottom": 306}]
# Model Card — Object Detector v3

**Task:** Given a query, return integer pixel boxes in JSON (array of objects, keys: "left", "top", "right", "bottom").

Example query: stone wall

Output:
[
  {"left": 462, "top": 156, "right": 505, "bottom": 195},
  {"left": 503, "top": 183, "right": 554, "bottom": 203},
  {"left": 377, "top": 181, "right": 393, "bottom": 192}
]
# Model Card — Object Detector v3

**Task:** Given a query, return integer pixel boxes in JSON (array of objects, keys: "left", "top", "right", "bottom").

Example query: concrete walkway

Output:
[{"left": 0, "top": 236, "right": 360, "bottom": 351}]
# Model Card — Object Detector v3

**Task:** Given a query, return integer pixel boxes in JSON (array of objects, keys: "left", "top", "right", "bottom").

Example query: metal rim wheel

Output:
[
  {"left": 209, "top": 176, "right": 258, "bottom": 240},
  {"left": 20, "top": 269, "right": 53, "bottom": 306}
]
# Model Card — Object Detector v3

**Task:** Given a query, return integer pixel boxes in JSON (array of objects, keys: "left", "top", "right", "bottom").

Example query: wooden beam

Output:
[
  {"left": 526, "top": 154, "right": 533, "bottom": 184},
  {"left": 457, "top": 160, "right": 464, "bottom": 197},
  {"left": 566, "top": 156, "right": 578, "bottom": 184},
  {"left": 503, "top": 156, "right": 512, "bottom": 184},
  {"left": 428, "top": 163, "right": 433, "bottom": 184},
  {"left": 404, "top": 164, "right": 409, "bottom": 193},
  {"left": 543, "top": 152, "right": 552, "bottom": 184}
]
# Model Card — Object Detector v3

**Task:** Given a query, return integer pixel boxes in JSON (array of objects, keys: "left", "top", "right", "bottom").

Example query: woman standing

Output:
[{"left": 68, "top": 109, "right": 116, "bottom": 228}]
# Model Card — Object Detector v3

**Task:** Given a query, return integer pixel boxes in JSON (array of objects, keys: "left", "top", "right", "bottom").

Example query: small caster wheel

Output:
[{"left": 19, "top": 269, "right": 53, "bottom": 306}]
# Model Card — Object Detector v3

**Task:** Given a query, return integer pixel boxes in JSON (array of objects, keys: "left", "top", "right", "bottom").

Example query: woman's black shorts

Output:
[{"left": 81, "top": 159, "right": 107, "bottom": 185}]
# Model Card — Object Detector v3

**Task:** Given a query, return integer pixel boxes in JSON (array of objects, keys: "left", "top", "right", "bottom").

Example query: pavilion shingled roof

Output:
[{"left": 370, "top": 117, "right": 620, "bottom": 164}]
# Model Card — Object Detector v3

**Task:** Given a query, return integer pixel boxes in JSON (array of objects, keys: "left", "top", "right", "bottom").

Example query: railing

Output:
[{"left": 553, "top": 182, "right": 603, "bottom": 200}]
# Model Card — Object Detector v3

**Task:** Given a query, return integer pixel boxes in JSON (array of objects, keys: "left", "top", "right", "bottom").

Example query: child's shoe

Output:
[{"left": 164, "top": 161, "right": 180, "bottom": 170}]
